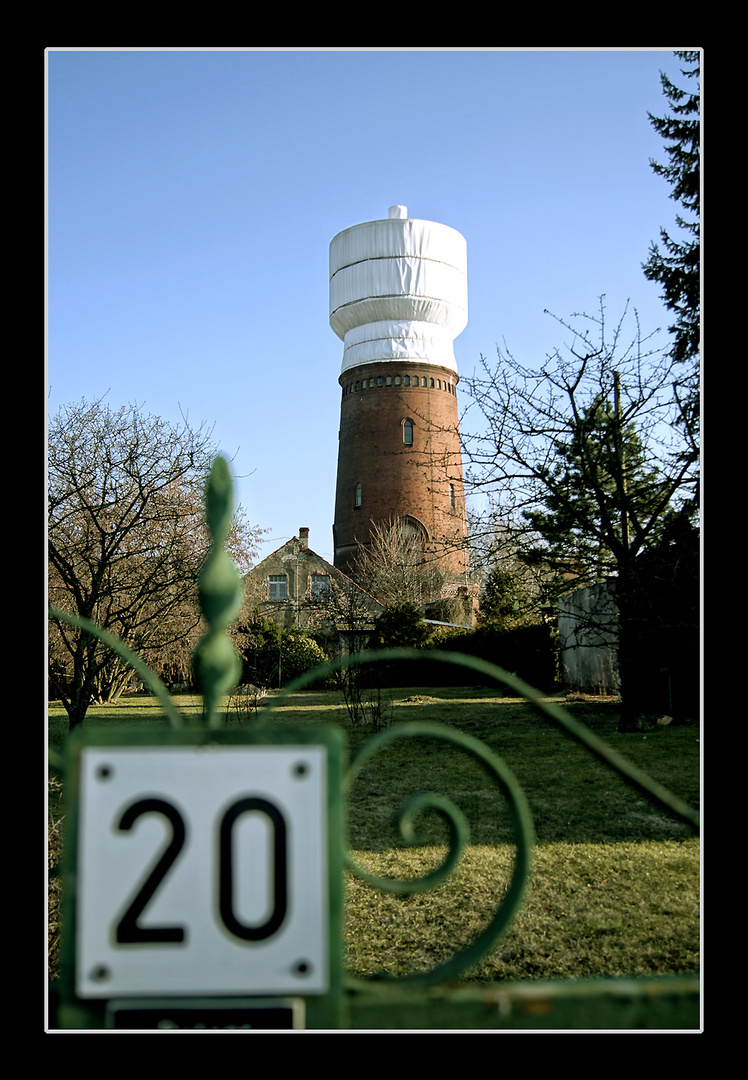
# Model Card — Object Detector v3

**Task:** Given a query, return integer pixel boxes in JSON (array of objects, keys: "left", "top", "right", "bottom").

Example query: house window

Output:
[
  {"left": 355, "top": 481, "right": 362, "bottom": 508},
  {"left": 311, "top": 574, "right": 330, "bottom": 601},
  {"left": 450, "top": 483, "right": 456, "bottom": 510},
  {"left": 268, "top": 574, "right": 287, "bottom": 601},
  {"left": 403, "top": 418, "right": 414, "bottom": 446}
]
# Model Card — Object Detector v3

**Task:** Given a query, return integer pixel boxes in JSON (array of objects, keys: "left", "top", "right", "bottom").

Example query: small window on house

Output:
[
  {"left": 355, "top": 481, "right": 362, "bottom": 508},
  {"left": 449, "top": 483, "right": 456, "bottom": 510},
  {"left": 269, "top": 575, "right": 287, "bottom": 601},
  {"left": 311, "top": 574, "right": 330, "bottom": 601},
  {"left": 403, "top": 418, "right": 414, "bottom": 446}
]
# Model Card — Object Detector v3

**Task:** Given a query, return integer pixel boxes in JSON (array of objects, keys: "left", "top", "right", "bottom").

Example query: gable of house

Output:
[{"left": 243, "top": 528, "right": 384, "bottom": 638}]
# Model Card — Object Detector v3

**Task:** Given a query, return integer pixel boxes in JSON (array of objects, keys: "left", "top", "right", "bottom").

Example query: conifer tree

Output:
[{"left": 642, "top": 50, "right": 700, "bottom": 442}]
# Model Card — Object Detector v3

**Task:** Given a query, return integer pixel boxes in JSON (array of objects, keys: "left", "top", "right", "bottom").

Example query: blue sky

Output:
[{"left": 46, "top": 47, "right": 687, "bottom": 564}]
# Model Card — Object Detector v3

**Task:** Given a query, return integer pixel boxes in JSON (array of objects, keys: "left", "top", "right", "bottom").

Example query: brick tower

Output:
[{"left": 330, "top": 206, "right": 470, "bottom": 592}]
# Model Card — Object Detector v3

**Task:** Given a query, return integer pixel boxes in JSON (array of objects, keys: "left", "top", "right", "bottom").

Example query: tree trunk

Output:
[{"left": 615, "top": 573, "right": 644, "bottom": 733}]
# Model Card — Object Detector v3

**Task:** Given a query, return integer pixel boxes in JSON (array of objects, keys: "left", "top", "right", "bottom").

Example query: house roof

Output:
[{"left": 244, "top": 530, "right": 384, "bottom": 612}]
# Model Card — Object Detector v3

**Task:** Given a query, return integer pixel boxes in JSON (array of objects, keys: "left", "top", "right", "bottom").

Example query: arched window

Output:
[
  {"left": 354, "top": 481, "right": 362, "bottom": 508},
  {"left": 391, "top": 515, "right": 428, "bottom": 555},
  {"left": 403, "top": 418, "right": 414, "bottom": 446}
]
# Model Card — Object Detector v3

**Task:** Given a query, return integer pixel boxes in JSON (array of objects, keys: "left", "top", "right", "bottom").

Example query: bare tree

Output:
[
  {"left": 351, "top": 516, "right": 445, "bottom": 608},
  {"left": 461, "top": 300, "right": 699, "bottom": 728},
  {"left": 48, "top": 397, "right": 262, "bottom": 728}
]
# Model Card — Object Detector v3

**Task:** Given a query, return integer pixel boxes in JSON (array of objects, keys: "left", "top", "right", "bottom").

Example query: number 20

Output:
[{"left": 114, "top": 797, "right": 288, "bottom": 945}]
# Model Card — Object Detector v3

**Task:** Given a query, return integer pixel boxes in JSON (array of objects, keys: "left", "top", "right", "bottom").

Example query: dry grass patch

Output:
[
  {"left": 344, "top": 839, "right": 700, "bottom": 984},
  {"left": 48, "top": 686, "right": 700, "bottom": 988}
]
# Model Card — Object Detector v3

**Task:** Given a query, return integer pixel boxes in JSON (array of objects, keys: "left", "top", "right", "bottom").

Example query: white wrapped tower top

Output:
[{"left": 329, "top": 207, "right": 468, "bottom": 375}]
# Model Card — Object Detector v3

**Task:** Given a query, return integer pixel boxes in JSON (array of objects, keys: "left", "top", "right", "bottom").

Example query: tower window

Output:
[
  {"left": 377, "top": 376, "right": 383, "bottom": 387},
  {"left": 354, "top": 481, "right": 362, "bottom": 508},
  {"left": 269, "top": 575, "right": 287, "bottom": 601},
  {"left": 450, "top": 483, "right": 456, "bottom": 510},
  {"left": 403, "top": 418, "right": 414, "bottom": 446},
  {"left": 404, "top": 375, "right": 410, "bottom": 386}
]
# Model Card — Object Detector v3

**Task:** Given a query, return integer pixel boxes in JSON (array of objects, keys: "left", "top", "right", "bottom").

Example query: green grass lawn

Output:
[{"left": 48, "top": 684, "right": 700, "bottom": 986}]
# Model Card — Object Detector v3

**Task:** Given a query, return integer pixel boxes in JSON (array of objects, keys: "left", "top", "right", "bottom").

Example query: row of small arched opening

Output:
[{"left": 342, "top": 373, "right": 456, "bottom": 396}]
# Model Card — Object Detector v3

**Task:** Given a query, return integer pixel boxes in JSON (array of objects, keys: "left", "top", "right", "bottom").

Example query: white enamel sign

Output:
[{"left": 75, "top": 744, "right": 330, "bottom": 998}]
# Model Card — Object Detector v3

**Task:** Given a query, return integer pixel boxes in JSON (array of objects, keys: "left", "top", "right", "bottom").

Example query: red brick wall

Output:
[{"left": 333, "top": 361, "right": 468, "bottom": 578}]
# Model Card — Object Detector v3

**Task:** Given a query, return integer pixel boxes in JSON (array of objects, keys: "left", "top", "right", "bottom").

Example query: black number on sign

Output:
[
  {"left": 219, "top": 797, "right": 288, "bottom": 941},
  {"left": 115, "top": 799, "right": 187, "bottom": 944}
]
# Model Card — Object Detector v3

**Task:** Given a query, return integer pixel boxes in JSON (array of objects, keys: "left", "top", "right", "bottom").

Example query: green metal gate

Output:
[{"left": 48, "top": 458, "right": 700, "bottom": 1031}]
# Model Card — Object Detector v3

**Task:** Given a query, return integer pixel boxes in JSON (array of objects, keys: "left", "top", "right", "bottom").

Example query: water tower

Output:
[{"left": 330, "top": 206, "right": 470, "bottom": 587}]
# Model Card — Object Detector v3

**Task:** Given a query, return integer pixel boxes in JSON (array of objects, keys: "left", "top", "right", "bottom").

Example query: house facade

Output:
[{"left": 242, "top": 528, "right": 384, "bottom": 654}]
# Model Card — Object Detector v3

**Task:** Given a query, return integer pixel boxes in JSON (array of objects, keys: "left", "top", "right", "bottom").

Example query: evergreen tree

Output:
[
  {"left": 522, "top": 394, "right": 667, "bottom": 595},
  {"left": 370, "top": 601, "right": 432, "bottom": 651},
  {"left": 642, "top": 50, "right": 700, "bottom": 445},
  {"left": 477, "top": 564, "right": 534, "bottom": 629}
]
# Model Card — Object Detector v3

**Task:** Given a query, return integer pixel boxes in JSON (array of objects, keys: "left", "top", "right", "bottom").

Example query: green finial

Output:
[{"left": 193, "top": 456, "right": 243, "bottom": 727}]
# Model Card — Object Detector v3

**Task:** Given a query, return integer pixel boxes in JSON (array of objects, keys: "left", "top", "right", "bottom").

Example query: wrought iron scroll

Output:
[
  {"left": 272, "top": 648, "right": 699, "bottom": 988},
  {"left": 272, "top": 647, "right": 701, "bottom": 835},
  {"left": 343, "top": 718, "right": 535, "bottom": 989}
]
